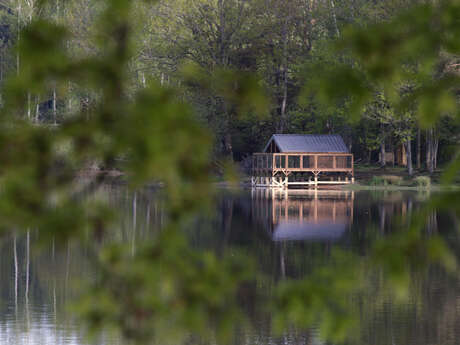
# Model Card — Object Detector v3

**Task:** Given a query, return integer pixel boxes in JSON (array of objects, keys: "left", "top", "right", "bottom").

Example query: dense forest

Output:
[{"left": 0, "top": 0, "right": 458, "bottom": 173}]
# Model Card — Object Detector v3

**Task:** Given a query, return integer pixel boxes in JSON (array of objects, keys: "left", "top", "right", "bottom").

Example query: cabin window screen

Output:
[
  {"left": 268, "top": 155, "right": 273, "bottom": 168},
  {"left": 318, "top": 156, "right": 333, "bottom": 168},
  {"left": 262, "top": 155, "right": 267, "bottom": 169},
  {"left": 302, "top": 155, "right": 313, "bottom": 168},
  {"left": 275, "top": 156, "right": 286, "bottom": 168},
  {"left": 346, "top": 156, "right": 352, "bottom": 168},
  {"left": 288, "top": 155, "right": 300, "bottom": 168},
  {"left": 336, "top": 156, "right": 347, "bottom": 169}
]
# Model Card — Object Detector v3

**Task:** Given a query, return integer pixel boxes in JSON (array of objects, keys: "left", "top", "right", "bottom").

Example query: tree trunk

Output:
[
  {"left": 379, "top": 205, "right": 386, "bottom": 234},
  {"left": 218, "top": 0, "right": 226, "bottom": 66},
  {"left": 53, "top": 282, "right": 56, "bottom": 322},
  {"left": 405, "top": 139, "right": 413, "bottom": 176},
  {"left": 426, "top": 129, "right": 432, "bottom": 173},
  {"left": 17, "top": 2, "right": 21, "bottom": 76},
  {"left": 146, "top": 201, "right": 150, "bottom": 230},
  {"left": 53, "top": 87, "right": 57, "bottom": 124},
  {"left": 416, "top": 126, "right": 421, "bottom": 169},
  {"left": 13, "top": 234, "right": 18, "bottom": 308},
  {"left": 224, "top": 132, "right": 233, "bottom": 160},
  {"left": 27, "top": 92, "right": 31, "bottom": 119},
  {"left": 222, "top": 197, "right": 234, "bottom": 246},
  {"left": 330, "top": 0, "right": 340, "bottom": 37},
  {"left": 380, "top": 141, "right": 386, "bottom": 166},
  {"left": 67, "top": 83, "right": 72, "bottom": 114},
  {"left": 278, "top": 18, "right": 288, "bottom": 133},
  {"left": 389, "top": 136, "right": 395, "bottom": 167},
  {"left": 380, "top": 124, "right": 386, "bottom": 167},
  {"left": 426, "top": 127, "right": 438, "bottom": 174},
  {"left": 222, "top": 98, "right": 233, "bottom": 160},
  {"left": 35, "top": 96, "right": 40, "bottom": 123},
  {"left": 65, "top": 242, "right": 70, "bottom": 292},
  {"left": 392, "top": 148, "right": 396, "bottom": 167},
  {"left": 25, "top": 230, "right": 30, "bottom": 301},
  {"left": 131, "top": 192, "right": 137, "bottom": 256}
]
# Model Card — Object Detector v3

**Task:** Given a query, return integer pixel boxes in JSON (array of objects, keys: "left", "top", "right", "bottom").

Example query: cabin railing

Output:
[{"left": 252, "top": 152, "right": 354, "bottom": 175}]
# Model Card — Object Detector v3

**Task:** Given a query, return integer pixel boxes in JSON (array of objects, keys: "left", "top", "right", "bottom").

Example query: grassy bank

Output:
[{"left": 349, "top": 164, "right": 459, "bottom": 191}]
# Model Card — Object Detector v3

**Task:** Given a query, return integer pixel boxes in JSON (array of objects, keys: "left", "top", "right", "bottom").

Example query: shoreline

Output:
[
  {"left": 75, "top": 168, "right": 459, "bottom": 192},
  {"left": 341, "top": 183, "right": 459, "bottom": 192},
  {"left": 235, "top": 179, "right": 459, "bottom": 192}
]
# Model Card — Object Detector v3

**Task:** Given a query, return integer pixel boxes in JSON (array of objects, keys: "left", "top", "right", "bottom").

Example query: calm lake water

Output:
[{"left": 1, "top": 186, "right": 459, "bottom": 345}]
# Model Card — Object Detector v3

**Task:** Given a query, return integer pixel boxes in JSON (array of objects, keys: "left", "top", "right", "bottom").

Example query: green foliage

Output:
[
  {"left": 372, "top": 222, "right": 457, "bottom": 299},
  {"left": 274, "top": 206, "right": 458, "bottom": 342},
  {"left": 79, "top": 229, "right": 253, "bottom": 343},
  {"left": 0, "top": 0, "right": 459, "bottom": 344},
  {"left": 413, "top": 176, "right": 431, "bottom": 188},
  {"left": 271, "top": 2, "right": 460, "bottom": 341},
  {"left": 370, "top": 175, "right": 403, "bottom": 186},
  {"left": 370, "top": 176, "right": 384, "bottom": 186},
  {"left": 306, "top": 1, "right": 460, "bottom": 127},
  {"left": 442, "top": 151, "right": 460, "bottom": 185},
  {"left": 273, "top": 251, "right": 361, "bottom": 342},
  {"left": 0, "top": 0, "right": 255, "bottom": 343},
  {"left": 181, "top": 63, "right": 269, "bottom": 119}
]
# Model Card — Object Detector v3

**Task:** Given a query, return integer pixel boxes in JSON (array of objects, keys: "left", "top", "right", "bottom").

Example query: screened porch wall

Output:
[{"left": 253, "top": 152, "right": 353, "bottom": 173}]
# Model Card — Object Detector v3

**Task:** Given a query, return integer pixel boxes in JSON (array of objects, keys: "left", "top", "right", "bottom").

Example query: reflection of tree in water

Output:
[
  {"left": 0, "top": 187, "right": 459, "bottom": 345},
  {"left": 0, "top": 232, "right": 112, "bottom": 344},
  {"left": 221, "top": 189, "right": 459, "bottom": 345}
]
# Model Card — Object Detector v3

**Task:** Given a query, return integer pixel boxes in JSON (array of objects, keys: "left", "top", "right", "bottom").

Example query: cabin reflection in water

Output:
[{"left": 251, "top": 189, "right": 354, "bottom": 242}]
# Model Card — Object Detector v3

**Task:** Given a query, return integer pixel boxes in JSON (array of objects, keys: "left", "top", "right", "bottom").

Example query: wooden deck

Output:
[{"left": 251, "top": 152, "right": 354, "bottom": 188}]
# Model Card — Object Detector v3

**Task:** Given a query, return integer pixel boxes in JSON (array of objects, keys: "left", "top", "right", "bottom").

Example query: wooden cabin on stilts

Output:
[{"left": 252, "top": 134, "right": 354, "bottom": 188}]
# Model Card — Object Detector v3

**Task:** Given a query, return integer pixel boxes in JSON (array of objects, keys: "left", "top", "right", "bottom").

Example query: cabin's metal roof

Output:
[{"left": 263, "top": 134, "right": 349, "bottom": 153}]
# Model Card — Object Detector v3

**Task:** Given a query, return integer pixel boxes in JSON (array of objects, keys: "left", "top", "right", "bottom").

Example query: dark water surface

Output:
[{"left": 1, "top": 186, "right": 459, "bottom": 345}]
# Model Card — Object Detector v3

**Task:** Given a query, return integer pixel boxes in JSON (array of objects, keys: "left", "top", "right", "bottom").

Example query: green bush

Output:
[
  {"left": 382, "top": 175, "right": 403, "bottom": 185},
  {"left": 414, "top": 176, "right": 431, "bottom": 188},
  {"left": 369, "top": 175, "right": 403, "bottom": 186},
  {"left": 370, "top": 176, "right": 385, "bottom": 186}
]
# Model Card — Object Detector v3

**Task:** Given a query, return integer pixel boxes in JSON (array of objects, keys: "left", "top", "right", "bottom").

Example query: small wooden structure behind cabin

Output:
[
  {"left": 252, "top": 134, "right": 354, "bottom": 188},
  {"left": 379, "top": 145, "right": 407, "bottom": 166}
]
